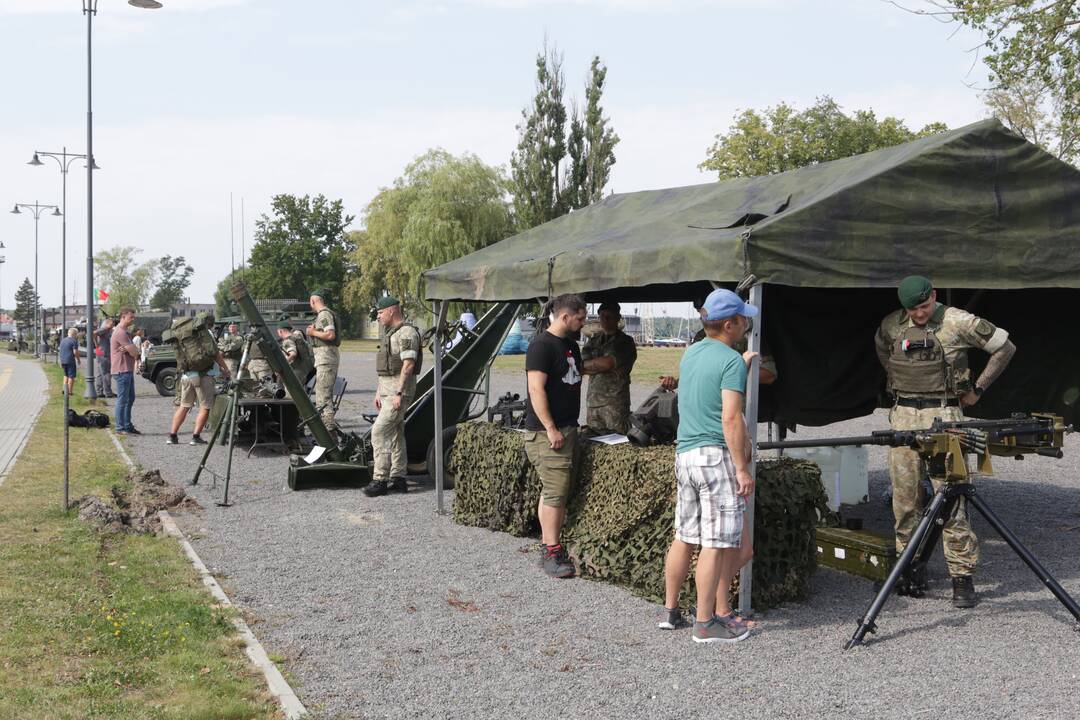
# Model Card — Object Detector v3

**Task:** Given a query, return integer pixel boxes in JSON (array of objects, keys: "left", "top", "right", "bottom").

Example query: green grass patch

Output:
[
  {"left": 339, "top": 339, "right": 380, "bottom": 353},
  {"left": 491, "top": 344, "right": 684, "bottom": 386},
  {"left": 0, "top": 364, "right": 278, "bottom": 719}
]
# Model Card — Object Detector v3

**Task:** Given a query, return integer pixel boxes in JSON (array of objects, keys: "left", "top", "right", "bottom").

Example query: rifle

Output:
[{"left": 759, "top": 413, "right": 1078, "bottom": 649}]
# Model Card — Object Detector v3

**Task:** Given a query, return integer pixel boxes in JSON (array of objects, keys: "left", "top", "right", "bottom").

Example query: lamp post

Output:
[
  {"left": 11, "top": 202, "right": 62, "bottom": 358},
  {"left": 81, "top": 0, "right": 163, "bottom": 399},
  {"left": 29, "top": 149, "right": 97, "bottom": 342}
]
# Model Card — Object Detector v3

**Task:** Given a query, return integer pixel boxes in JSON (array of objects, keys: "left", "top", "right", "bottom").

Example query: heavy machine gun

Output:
[{"left": 759, "top": 413, "right": 1078, "bottom": 649}]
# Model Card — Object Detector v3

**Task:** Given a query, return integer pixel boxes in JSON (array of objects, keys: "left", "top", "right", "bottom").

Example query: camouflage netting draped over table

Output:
[{"left": 450, "top": 422, "right": 829, "bottom": 610}]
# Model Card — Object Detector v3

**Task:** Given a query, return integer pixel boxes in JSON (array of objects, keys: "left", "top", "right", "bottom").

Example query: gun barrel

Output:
[
  {"left": 229, "top": 281, "right": 342, "bottom": 461},
  {"left": 758, "top": 433, "right": 899, "bottom": 451}
]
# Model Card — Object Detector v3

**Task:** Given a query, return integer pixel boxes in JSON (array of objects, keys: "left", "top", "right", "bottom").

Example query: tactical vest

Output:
[
  {"left": 309, "top": 308, "right": 341, "bottom": 348},
  {"left": 376, "top": 323, "right": 423, "bottom": 377},
  {"left": 887, "top": 305, "right": 972, "bottom": 397}
]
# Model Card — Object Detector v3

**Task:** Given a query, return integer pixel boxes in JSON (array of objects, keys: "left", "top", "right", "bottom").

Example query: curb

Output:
[{"left": 108, "top": 431, "right": 308, "bottom": 719}]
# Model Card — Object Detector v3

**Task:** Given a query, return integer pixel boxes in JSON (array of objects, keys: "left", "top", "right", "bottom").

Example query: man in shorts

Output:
[
  {"left": 166, "top": 348, "right": 231, "bottom": 446},
  {"left": 661, "top": 288, "right": 758, "bottom": 644},
  {"left": 523, "top": 294, "right": 587, "bottom": 579},
  {"left": 58, "top": 327, "right": 82, "bottom": 396}
]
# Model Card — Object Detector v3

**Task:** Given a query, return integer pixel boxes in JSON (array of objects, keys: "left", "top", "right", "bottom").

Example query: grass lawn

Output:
[
  {"left": 491, "top": 344, "right": 685, "bottom": 385},
  {"left": 339, "top": 339, "right": 380, "bottom": 353},
  {"left": 0, "top": 363, "right": 278, "bottom": 720}
]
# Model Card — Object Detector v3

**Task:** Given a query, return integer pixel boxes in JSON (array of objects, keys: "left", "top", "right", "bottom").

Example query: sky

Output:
[{"left": 0, "top": 0, "right": 991, "bottom": 317}]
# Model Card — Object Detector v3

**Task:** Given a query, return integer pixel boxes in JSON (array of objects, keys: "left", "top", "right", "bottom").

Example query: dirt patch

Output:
[{"left": 75, "top": 469, "right": 201, "bottom": 535}]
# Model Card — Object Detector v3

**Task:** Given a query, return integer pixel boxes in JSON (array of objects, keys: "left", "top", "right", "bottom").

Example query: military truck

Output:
[{"left": 140, "top": 301, "right": 315, "bottom": 396}]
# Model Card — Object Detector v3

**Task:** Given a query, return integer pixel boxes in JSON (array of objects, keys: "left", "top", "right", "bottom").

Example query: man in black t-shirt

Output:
[{"left": 524, "top": 293, "right": 587, "bottom": 579}]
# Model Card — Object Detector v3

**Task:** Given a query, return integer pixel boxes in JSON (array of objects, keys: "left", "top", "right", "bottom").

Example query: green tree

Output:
[
  {"left": 345, "top": 149, "right": 513, "bottom": 317},
  {"left": 13, "top": 277, "right": 38, "bottom": 335},
  {"left": 510, "top": 44, "right": 619, "bottom": 230},
  {"left": 148, "top": 255, "right": 195, "bottom": 310},
  {"left": 213, "top": 267, "right": 248, "bottom": 318},
  {"left": 700, "top": 96, "right": 947, "bottom": 178},
  {"left": 902, "top": 2, "right": 1079, "bottom": 146},
  {"left": 94, "top": 246, "right": 157, "bottom": 315},
  {"left": 245, "top": 194, "right": 356, "bottom": 306},
  {"left": 983, "top": 77, "right": 1078, "bottom": 162}
]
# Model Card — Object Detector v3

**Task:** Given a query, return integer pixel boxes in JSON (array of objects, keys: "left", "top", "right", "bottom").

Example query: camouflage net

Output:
[{"left": 451, "top": 422, "right": 829, "bottom": 610}]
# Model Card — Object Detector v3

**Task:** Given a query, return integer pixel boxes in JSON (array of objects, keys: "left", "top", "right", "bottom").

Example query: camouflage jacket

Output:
[
  {"left": 581, "top": 329, "right": 637, "bottom": 408},
  {"left": 218, "top": 333, "right": 245, "bottom": 359}
]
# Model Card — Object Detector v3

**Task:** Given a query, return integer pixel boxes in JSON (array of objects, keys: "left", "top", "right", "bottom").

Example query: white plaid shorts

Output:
[{"left": 674, "top": 445, "right": 745, "bottom": 549}]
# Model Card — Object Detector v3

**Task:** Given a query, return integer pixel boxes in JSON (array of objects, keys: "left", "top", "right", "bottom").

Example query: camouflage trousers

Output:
[
  {"left": 247, "top": 359, "right": 273, "bottom": 382},
  {"left": 314, "top": 359, "right": 338, "bottom": 426},
  {"left": 889, "top": 403, "right": 979, "bottom": 577},
  {"left": 223, "top": 358, "right": 240, "bottom": 380},
  {"left": 372, "top": 377, "right": 413, "bottom": 481},
  {"left": 586, "top": 403, "right": 631, "bottom": 435}
]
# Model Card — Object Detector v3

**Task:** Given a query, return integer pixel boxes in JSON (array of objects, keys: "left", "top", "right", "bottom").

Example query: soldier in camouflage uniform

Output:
[
  {"left": 874, "top": 275, "right": 1016, "bottom": 608},
  {"left": 244, "top": 335, "right": 273, "bottom": 382},
  {"left": 276, "top": 322, "right": 314, "bottom": 387},
  {"left": 581, "top": 301, "right": 638, "bottom": 435},
  {"left": 218, "top": 323, "right": 245, "bottom": 379},
  {"left": 363, "top": 295, "right": 422, "bottom": 497},
  {"left": 306, "top": 289, "right": 341, "bottom": 428}
]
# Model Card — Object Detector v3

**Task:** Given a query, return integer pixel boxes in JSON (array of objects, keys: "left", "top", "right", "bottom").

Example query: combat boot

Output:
[
  {"left": 389, "top": 477, "right": 408, "bottom": 493},
  {"left": 951, "top": 576, "right": 977, "bottom": 608},
  {"left": 363, "top": 479, "right": 389, "bottom": 497}
]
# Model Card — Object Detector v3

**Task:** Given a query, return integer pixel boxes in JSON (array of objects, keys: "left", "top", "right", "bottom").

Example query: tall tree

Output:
[
  {"left": 94, "top": 246, "right": 157, "bottom": 315},
  {"left": 510, "top": 45, "right": 620, "bottom": 230},
  {"left": 246, "top": 194, "right": 356, "bottom": 304},
  {"left": 13, "top": 278, "right": 38, "bottom": 334},
  {"left": 900, "top": 2, "right": 1079, "bottom": 146},
  {"left": 700, "top": 96, "right": 947, "bottom": 178},
  {"left": 510, "top": 41, "right": 569, "bottom": 231},
  {"left": 345, "top": 149, "right": 512, "bottom": 316},
  {"left": 983, "top": 77, "right": 1078, "bottom": 163},
  {"left": 148, "top": 255, "right": 195, "bottom": 310},
  {"left": 213, "top": 267, "right": 249, "bottom": 318}
]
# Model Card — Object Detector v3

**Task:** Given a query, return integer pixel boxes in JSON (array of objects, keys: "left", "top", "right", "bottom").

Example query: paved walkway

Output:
[{"left": 0, "top": 352, "right": 49, "bottom": 485}]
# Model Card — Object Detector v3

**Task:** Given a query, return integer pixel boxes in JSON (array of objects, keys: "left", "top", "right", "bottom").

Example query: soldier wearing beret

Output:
[
  {"left": 874, "top": 275, "right": 1016, "bottom": 608},
  {"left": 218, "top": 323, "right": 245, "bottom": 380},
  {"left": 364, "top": 295, "right": 422, "bottom": 497},
  {"left": 306, "top": 289, "right": 341, "bottom": 428}
]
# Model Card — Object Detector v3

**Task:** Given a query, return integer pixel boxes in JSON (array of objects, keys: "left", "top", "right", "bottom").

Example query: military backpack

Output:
[{"left": 162, "top": 312, "right": 218, "bottom": 374}]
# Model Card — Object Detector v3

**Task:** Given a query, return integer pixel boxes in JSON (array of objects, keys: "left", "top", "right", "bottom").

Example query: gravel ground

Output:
[{"left": 118, "top": 353, "right": 1080, "bottom": 720}]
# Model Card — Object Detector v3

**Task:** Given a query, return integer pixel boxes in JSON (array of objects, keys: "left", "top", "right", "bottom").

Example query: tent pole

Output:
[
  {"left": 739, "top": 283, "right": 763, "bottom": 615},
  {"left": 433, "top": 299, "right": 449, "bottom": 515}
]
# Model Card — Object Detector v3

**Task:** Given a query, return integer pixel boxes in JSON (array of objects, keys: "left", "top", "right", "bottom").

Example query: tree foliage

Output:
[
  {"left": 983, "top": 77, "right": 1078, "bottom": 161},
  {"left": 345, "top": 149, "right": 512, "bottom": 317},
  {"left": 906, "top": 1, "right": 1079, "bottom": 145},
  {"left": 13, "top": 278, "right": 38, "bottom": 332},
  {"left": 94, "top": 246, "right": 156, "bottom": 315},
  {"left": 510, "top": 43, "right": 619, "bottom": 231},
  {"left": 245, "top": 194, "right": 356, "bottom": 304},
  {"left": 213, "top": 267, "right": 248, "bottom": 319},
  {"left": 700, "top": 96, "right": 948, "bottom": 178},
  {"left": 148, "top": 255, "right": 195, "bottom": 310}
]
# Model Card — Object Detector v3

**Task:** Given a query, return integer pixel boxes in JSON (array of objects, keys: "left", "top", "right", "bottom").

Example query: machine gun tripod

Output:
[{"left": 760, "top": 413, "right": 1080, "bottom": 649}]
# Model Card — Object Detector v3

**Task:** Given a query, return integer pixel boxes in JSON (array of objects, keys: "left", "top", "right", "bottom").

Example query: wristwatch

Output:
[{"left": 973, "top": 386, "right": 984, "bottom": 397}]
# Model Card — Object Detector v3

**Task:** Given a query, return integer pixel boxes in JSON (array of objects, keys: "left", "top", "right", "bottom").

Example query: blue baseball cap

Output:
[{"left": 701, "top": 288, "right": 759, "bottom": 321}]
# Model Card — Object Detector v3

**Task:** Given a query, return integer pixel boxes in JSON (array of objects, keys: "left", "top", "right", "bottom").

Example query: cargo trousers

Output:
[
  {"left": 313, "top": 346, "right": 340, "bottom": 427},
  {"left": 889, "top": 403, "right": 979, "bottom": 577},
  {"left": 372, "top": 376, "right": 413, "bottom": 481}
]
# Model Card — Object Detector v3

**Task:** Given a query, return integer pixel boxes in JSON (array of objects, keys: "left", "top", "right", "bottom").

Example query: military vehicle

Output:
[{"left": 140, "top": 300, "right": 315, "bottom": 396}]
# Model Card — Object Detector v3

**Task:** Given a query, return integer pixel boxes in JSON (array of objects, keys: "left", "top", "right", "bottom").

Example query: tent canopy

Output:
[
  {"left": 422, "top": 120, "right": 1080, "bottom": 427},
  {"left": 424, "top": 119, "right": 1080, "bottom": 303}
]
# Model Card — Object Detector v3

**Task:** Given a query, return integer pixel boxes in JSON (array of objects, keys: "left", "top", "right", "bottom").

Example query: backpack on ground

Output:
[
  {"left": 162, "top": 312, "right": 218, "bottom": 373},
  {"left": 627, "top": 387, "right": 679, "bottom": 446},
  {"left": 67, "top": 409, "right": 110, "bottom": 429}
]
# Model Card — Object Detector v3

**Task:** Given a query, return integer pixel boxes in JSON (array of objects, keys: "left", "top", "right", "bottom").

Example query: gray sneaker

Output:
[
  {"left": 657, "top": 607, "right": 691, "bottom": 630},
  {"left": 692, "top": 616, "right": 750, "bottom": 644},
  {"left": 540, "top": 544, "right": 575, "bottom": 579}
]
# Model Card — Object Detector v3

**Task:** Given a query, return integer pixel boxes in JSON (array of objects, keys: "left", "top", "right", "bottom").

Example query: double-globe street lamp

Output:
[
  {"left": 80, "top": 0, "right": 163, "bottom": 398},
  {"left": 10, "top": 202, "right": 62, "bottom": 358},
  {"left": 28, "top": 149, "right": 98, "bottom": 344}
]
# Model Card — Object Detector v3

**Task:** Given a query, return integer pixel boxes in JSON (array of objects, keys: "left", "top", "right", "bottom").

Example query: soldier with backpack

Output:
[
  {"left": 276, "top": 322, "right": 314, "bottom": 387},
  {"left": 163, "top": 312, "right": 231, "bottom": 445}
]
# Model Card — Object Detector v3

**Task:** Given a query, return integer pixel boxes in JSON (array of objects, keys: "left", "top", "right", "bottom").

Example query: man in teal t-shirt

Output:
[{"left": 660, "top": 288, "right": 759, "bottom": 645}]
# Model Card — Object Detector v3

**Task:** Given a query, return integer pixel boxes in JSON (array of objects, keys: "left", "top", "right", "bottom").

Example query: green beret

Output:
[
  {"left": 898, "top": 275, "right": 933, "bottom": 309},
  {"left": 277, "top": 322, "right": 293, "bottom": 331},
  {"left": 376, "top": 295, "right": 400, "bottom": 310},
  {"left": 310, "top": 288, "right": 330, "bottom": 300}
]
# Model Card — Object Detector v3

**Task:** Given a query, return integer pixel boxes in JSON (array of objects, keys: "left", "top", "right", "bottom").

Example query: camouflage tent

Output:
[{"left": 423, "top": 119, "right": 1080, "bottom": 425}]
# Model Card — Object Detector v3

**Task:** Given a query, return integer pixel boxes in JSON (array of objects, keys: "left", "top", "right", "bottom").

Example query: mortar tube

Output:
[{"left": 229, "top": 281, "right": 342, "bottom": 461}]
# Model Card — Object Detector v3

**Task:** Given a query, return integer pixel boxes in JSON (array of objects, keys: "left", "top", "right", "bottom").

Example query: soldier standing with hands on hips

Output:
[
  {"left": 364, "top": 296, "right": 422, "bottom": 497},
  {"left": 875, "top": 275, "right": 1016, "bottom": 608}
]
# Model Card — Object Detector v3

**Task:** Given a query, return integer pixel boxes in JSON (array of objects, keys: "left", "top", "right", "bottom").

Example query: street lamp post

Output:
[
  {"left": 81, "top": 0, "right": 163, "bottom": 399},
  {"left": 29, "top": 149, "right": 96, "bottom": 343},
  {"left": 10, "top": 202, "right": 61, "bottom": 358}
]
